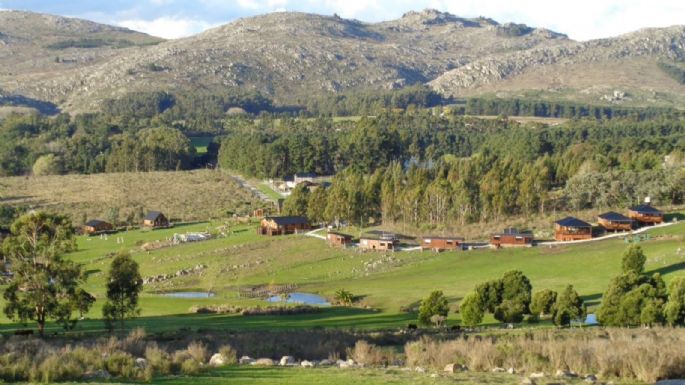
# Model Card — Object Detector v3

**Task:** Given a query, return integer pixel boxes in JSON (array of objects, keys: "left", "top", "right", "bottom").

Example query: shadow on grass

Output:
[
  {"left": 581, "top": 292, "right": 603, "bottom": 308},
  {"left": 664, "top": 213, "right": 685, "bottom": 222},
  {"left": 646, "top": 261, "right": 685, "bottom": 277},
  {"left": 0, "top": 307, "right": 417, "bottom": 337}
]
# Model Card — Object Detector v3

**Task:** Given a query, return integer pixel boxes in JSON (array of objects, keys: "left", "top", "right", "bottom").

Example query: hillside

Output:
[{"left": 2, "top": 9, "right": 685, "bottom": 112}]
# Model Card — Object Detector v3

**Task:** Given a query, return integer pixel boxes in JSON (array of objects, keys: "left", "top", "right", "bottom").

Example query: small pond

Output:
[
  {"left": 160, "top": 291, "right": 215, "bottom": 298},
  {"left": 266, "top": 292, "right": 330, "bottom": 306}
]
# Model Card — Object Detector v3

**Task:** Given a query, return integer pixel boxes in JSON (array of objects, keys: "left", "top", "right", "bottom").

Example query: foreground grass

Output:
[{"left": 53, "top": 367, "right": 557, "bottom": 385}]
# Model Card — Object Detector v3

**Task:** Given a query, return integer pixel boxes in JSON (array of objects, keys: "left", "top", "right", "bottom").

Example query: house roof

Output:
[
  {"left": 422, "top": 236, "right": 465, "bottom": 241},
  {"left": 85, "top": 219, "right": 109, "bottom": 227},
  {"left": 294, "top": 172, "right": 316, "bottom": 178},
  {"left": 266, "top": 216, "right": 309, "bottom": 225},
  {"left": 629, "top": 204, "right": 662, "bottom": 215},
  {"left": 598, "top": 211, "right": 633, "bottom": 222},
  {"left": 145, "top": 211, "right": 165, "bottom": 221},
  {"left": 492, "top": 228, "right": 532, "bottom": 236},
  {"left": 555, "top": 216, "right": 592, "bottom": 228}
]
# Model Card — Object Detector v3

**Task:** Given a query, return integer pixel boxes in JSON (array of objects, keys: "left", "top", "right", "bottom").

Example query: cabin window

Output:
[
  {"left": 516, "top": 236, "right": 523, "bottom": 240},
  {"left": 446, "top": 241, "right": 453, "bottom": 245},
  {"left": 424, "top": 239, "right": 431, "bottom": 243},
  {"left": 493, "top": 236, "right": 500, "bottom": 240}
]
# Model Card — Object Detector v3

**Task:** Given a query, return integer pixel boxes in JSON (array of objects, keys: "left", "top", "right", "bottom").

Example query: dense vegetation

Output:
[{"left": 658, "top": 60, "right": 685, "bottom": 85}]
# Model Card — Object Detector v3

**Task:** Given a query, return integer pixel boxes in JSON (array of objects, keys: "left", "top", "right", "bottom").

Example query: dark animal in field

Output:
[
  {"left": 13, "top": 329, "right": 34, "bottom": 336},
  {"left": 407, "top": 323, "right": 418, "bottom": 330}
]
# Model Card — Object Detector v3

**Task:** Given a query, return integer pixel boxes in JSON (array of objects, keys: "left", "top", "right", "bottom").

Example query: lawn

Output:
[
  {"left": 56, "top": 367, "right": 537, "bottom": 385},
  {"left": 1, "top": 218, "right": 683, "bottom": 335},
  {"left": 189, "top": 136, "right": 214, "bottom": 154}
]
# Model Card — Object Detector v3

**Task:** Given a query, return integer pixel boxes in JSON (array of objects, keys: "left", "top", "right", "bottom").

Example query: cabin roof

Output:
[
  {"left": 295, "top": 172, "right": 317, "bottom": 178},
  {"left": 422, "top": 236, "right": 465, "bottom": 241},
  {"left": 555, "top": 216, "right": 592, "bottom": 228},
  {"left": 265, "top": 216, "right": 308, "bottom": 225},
  {"left": 145, "top": 211, "right": 164, "bottom": 221},
  {"left": 493, "top": 228, "right": 532, "bottom": 236},
  {"left": 598, "top": 211, "right": 633, "bottom": 222},
  {"left": 85, "top": 219, "right": 109, "bottom": 227},
  {"left": 629, "top": 204, "right": 662, "bottom": 215}
]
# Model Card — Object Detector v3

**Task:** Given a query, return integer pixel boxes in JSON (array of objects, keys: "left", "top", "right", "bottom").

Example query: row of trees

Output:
[
  {"left": 283, "top": 162, "right": 684, "bottom": 228},
  {"left": 1, "top": 212, "right": 143, "bottom": 334}
]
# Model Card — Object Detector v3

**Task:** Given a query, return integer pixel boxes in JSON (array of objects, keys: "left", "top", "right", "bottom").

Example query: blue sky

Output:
[{"left": 1, "top": 0, "right": 683, "bottom": 41}]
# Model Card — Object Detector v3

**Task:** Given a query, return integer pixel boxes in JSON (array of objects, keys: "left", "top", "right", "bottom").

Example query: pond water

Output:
[
  {"left": 585, "top": 313, "right": 598, "bottom": 325},
  {"left": 266, "top": 292, "right": 330, "bottom": 306},
  {"left": 160, "top": 291, "right": 215, "bottom": 298}
]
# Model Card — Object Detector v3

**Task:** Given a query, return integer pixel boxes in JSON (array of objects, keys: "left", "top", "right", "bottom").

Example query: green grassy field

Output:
[
  {"left": 54, "top": 367, "right": 573, "bottom": 385},
  {"left": 189, "top": 136, "right": 214, "bottom": 154},
  {"left": 1, "top": 216, "right": 683, "bottom": 335}
]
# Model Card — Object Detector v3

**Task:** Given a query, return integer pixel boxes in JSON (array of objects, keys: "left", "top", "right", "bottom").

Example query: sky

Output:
[{"left": 0, "top": 0, "right": 683, "bottom": 41}]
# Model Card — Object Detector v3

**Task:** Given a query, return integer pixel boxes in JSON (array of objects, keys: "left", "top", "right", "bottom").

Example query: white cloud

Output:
[{"left": 117, "top": 16, "right": 215, "bottom": 39}]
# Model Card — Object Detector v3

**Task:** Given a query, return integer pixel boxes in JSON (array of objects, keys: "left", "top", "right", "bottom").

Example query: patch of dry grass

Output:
[{"left": 0, "top": 170, "right": 260, "bottom": 225}]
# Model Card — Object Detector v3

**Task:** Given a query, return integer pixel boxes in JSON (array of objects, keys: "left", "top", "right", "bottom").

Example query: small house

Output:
[
  {"left": 420, "top": 236, "right": 464, "bottom": 252},
  {"left": 598, "top": 211, "right": 633, "bottom": 232},
  {"left": 258, "top": 216, "right": 310, "bottom": 236},
  {"left": 628, "top": 204, "right": 663, "bottom": 225},
  {"left": 252, "top": 208, "right": 266, "bottom": 218},
  {"left": 490, "top": 228, "right": 534, "bottom": 248},
  {"left": 294, "top": 172, "right": 317, "bottom": 185},
  {"left": 359, "top": 232, "right": 398, "bottom": 251},
  {"left": 83, "top": 219, "right": 113, "bottom": 235},
  {"left": 327, "top": 231, "right": 353, "bottom": 247},
  {"left": 143, "top": 211, "right": 169, "bottom": 229},
  {"left": 554, "top": 217, "right": 592, "bottom": 241}
]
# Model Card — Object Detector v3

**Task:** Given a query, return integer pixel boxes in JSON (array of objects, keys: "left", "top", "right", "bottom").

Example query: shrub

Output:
[
  {"left": 530, "top": 289, "right": 557, "bottom": 316},
  {"left": 180, "top": 358, "right": 201, "bottom": 375},
  {"left": 418, "top": 290, "right": 449, "bottom": 326},
  {"left": 460, "top": 292, "right": 484, "bottom": 327},
  {"left": 347, "top": 340, "right": 392, "bottom": 367},
  {"left": 334, "top": 289, "right": 354, "bottom": 306},
  {"left": 186, "top": 341, "right": 209, "bottom": 364},
  {"left": 105, "top": 352, "right": 139, "bottom": 379},
  {"left": 218, "top": 345, "right": 238, "bottom": 365},
  {"left": 145, "top": 345, "right": 172, "bottom": 375}
]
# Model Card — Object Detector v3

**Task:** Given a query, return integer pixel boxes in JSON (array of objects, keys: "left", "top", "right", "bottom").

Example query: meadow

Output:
[
  {"left": 0, "top": 214, "right": 683, "bottom": 335},
  {"left": 0, "top": 170, "right": 259, "bottom": 224}
]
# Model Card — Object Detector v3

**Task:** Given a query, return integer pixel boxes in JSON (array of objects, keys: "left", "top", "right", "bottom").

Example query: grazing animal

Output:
[
  {"left": 14, "top": 329, "right": 34, "bottom": 336},
  {"left": 407, "top": 323, "right": 418, "bottom": 330}
]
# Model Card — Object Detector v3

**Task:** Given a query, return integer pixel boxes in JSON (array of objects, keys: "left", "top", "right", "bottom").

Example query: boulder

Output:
[
  {"left": 529, "top": 372, "right": 545, "bottom": 379},
  {"left": 301, "top": 360, "right": 315, "bottom": 368},
  {"left": 556, "top": 369, "right": 578, "bottom": 378},
  {"left": 239, "top": 356, "right": 254, "bottom": 365},
  {"left": 521, "top": 378, "right": 536, "bottom": 385},
  {"left": 508, "top": 367, "right": 517, "bottom": 374},
  {"left": 319, "top": 359, "right": 333, "bottom": 366},
  {"left": 135, "top": 358, "right": 147, "bottom": 369},
  {"left": 415, "top": 367, "right": 426, "bottom": 373},
  {"left": 280, "top": 356, "right": 296, "bottom": 366},
  {"left": 253, "top": 358, "right": 275, "bottom": 366},
  {"left": 209, "top": 353, "right": 226, "bottom": 367},
  {"left": 444, "top": 363, "right": 467, "bottom": 373},
  {"left": 84, "top": 370, "right": 112, "bottom": 380},
  {"left": 492, "top": 367, "right": 506, "bottom": 373},
  {"left": 585, "top": 374, "right": 598, "bottom": 383}
]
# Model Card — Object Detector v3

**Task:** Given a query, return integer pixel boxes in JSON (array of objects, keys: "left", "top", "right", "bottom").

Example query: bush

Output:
[
  {"left": 105, "top": 352, "right": 139, "bottom": 379},
  {"left": 186, "top": 341, "right": 209, "bottom": 364},
  {"left": 334, "top": 289, "right": 354, "bottom": 306},
  {"left": 460, "top": 292, "right": 484, "bottom": 327},
  {"left": 180, "top": 358, "right": 201, "bottom": 375},
  {"left": 145, "top": 345, "right": 172, "bottom": 375},
  {"left": 347, "top": 340, "right": 393, "bottom": 367},
  {"left": 418, "top": 290, "right": 449, "bottom": 326},
  {"left": 530, "top": 289, "right": 557, "bottom": 316},
  {"left": 218, "top": 345, "right": 238, "bottom": 365}
]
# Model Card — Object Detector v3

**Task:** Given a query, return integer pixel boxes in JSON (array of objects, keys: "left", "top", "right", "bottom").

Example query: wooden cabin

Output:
[
  {"left": 143, "top": 211, "right": 169, "bottom": 229},
  {"left": 83, "top": 219, "right": 113, "bottom": 235},
  {"left": 598, "top": 211, "right": 633, "bottom": 232},
  {"left": 420, "top": 236, "right": 464, "bottom": 252},
  {"left": 490, "top": 228, "right": 534, "bottom": 248},
  {"left": 327, "top": 231, "right": 353, "bottom": 247},
  {"left": 258, "top": 216, "right": 310, "bottom": 236},
  {"left": 294, "top": 172, "right": 317, "bottom": 185},
  {"left": 359, "top": 233, "right": 398, "bottom": 251},
  {"left": 628, "top": 204, "right": 663, "bottom": 225},
  {"left": 252, "top": 208, "right": 266, "bottom": 218},
  {"left": 554, "top": 217, "right": 592, "bottom": 241}
]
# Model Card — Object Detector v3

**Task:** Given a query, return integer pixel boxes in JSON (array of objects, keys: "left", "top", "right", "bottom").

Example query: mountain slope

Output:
[{"left": 2, "top": 9, "right": 685, "bottom": 113}]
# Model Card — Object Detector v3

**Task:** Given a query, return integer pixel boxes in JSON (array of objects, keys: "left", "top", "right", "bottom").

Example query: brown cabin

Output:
[
  {"left": 143, "top": 211, "right": 169, "bottom": 229},
  {"left": 359, "top": 233, "right": 398, "bottom": 251},
  {"left": 490, "top": 228, "right": 534, "bottom": 248},
  {"left": 628, "top": 204, "right": 663, "bottom": 225},
  {"left": 554, "top": 217, "right": 592, "bottom": 241},
  {"left": 258, "top": 216, "right": 310, "bottom": 236},
  {"left": 327, "top": 231, "right": 353, "bottom": 247},
  {"left": 598, "top": 211, "right": 633, "bottom": 232},
  {"left": 420, "top": 236, "right": 464, "bottom": 252},
  {"left": 83, "top": 219, "right": 113, "bottom": 235}
]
